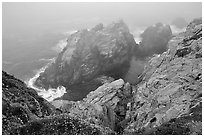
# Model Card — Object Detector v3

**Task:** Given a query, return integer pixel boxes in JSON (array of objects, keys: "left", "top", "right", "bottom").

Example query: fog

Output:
[
  {"left": 2, "top": 2, "right": 202, "bottom": 81},
  {"left": 3, "top": 2, "right": 202, "bottom": 34},
  {"left": 2, "top": 2, "right": 202, "bottom": 101}
]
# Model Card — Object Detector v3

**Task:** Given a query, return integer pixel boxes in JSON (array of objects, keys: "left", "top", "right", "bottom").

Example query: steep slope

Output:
[
  {"left": 2, "top": 71, "right": 115, "bottom": 135},
  {"left": 124, "top": 18, "right": 202, "bottom": 135},
  {"left": 2, "top": 71, "right": 55, "bottom": 134},
  {"left": 125, "top": 23, "right": 172, "bottom": 84}
]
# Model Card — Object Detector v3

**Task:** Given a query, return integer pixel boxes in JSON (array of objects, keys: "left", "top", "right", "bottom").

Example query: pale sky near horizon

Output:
[{"left": 3, "top": 2, "right": 202, "bottom": 34}]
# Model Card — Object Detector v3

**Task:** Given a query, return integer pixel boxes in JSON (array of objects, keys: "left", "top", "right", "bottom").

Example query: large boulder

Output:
[
  {"left": 68, "top": 79, "right": 135, "bottom": 133},
  {"left": 34, "top": 20, "right": 137, "bottom": 100},
  {"left": 134, "top": 23, "right": 172, "bottom": 58},
  {"left": 124, "top": 18, "right": 202, "bottom": 135}
]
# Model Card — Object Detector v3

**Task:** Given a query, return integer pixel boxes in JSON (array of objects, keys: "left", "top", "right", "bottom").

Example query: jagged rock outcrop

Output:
[
  {"left": 3, "top": 18, "right": 201, "bottom": 135},
  {"left": 124, "top": 18, "right": 202, "bottom": 135},
  {"left": 68, "top": 79, "right": 135, "bottom": 133},
  {"left": 35, "top": 21, "right": 137, "bottom": 98},
  {"left": 134, "top": 23, "right": 172, "bottom": 58},
  {"left": 2, "top": 71, "right": 116, "bottom": 135}
]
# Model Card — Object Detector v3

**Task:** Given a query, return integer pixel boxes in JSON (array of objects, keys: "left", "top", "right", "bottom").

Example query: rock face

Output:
[
  {"left": 68, "top": 79, "right": 135, "bottom": 133},
  {"left": 3, "top": 18, "right": 201, "bottom": 135},
  {"left": 134, "top": 23, "right": 172, "bottom": 58},
  {"left": 124, "top": 18, "right": 202, "bottom": 134},
  {"left": 35, "top": 20, "right": 137, "bottom": 93},
  {"left": 2, "top": 71, "right": 115, "bottom": 135}
]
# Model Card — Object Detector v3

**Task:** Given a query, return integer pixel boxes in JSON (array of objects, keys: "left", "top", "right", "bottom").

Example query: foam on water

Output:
[
  {"left": 26, "top": 58, "right": 67, "bottom": 102},
  {"left": 51, "top": 39, "right": 68, "bottom": 52},
  {"left": 52, "top": 30, "right": 78, "bottom": 53},
  {"left": 170, "top": 25, "right": 186, "bottom": 34},
  {"left": 131, "top": 27, "right": 146, "bottom": 44}
]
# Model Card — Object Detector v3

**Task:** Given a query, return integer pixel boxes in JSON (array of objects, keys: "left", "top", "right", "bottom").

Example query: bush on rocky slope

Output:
[
  {"left": 8, "top": 114, "right": 115, "bottom": 135},
  {"left": 2, "top": 71, "right": 56, "bottom": 134}
]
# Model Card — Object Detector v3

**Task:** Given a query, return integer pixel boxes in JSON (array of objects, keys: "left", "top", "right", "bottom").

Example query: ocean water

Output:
[
  {"left": 2, "top": 30, "right": 76, "bottom": 81},
  {"left": 2, "top": 24, "right": 184, "bottom": 102}
]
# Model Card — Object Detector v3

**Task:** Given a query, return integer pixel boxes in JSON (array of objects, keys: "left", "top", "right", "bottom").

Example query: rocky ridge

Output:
[
  {"left": 34, "top": 20, "right": 172, "bottom": 101},
  {"left": 124, "top": 18, "right": 202, "bottom": 134},
  {"left": 68, "top": 79, "right": 135, "bottom": 133},
  {"left": 61, "top": 18, "right": 202, "bottom": 135},
  {"left": 2, "top": 18, "right": 202, "bottom": 135}
]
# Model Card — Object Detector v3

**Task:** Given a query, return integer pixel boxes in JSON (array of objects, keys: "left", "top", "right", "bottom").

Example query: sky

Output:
[{"left": 3, "top": 2, "right": 202, "bottom": 34}]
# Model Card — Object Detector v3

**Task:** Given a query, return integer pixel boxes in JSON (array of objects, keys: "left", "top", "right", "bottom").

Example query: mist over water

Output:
[{"left": 2, "top": 2, "right": 201, "bottom": 101}]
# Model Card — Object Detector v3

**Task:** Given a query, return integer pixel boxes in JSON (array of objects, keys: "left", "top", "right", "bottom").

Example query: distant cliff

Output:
[
  {"left": 58, "top": 18, "right": 202, "bottom": 135},
  {"left": 35, "top": 20, "right": 137, "bottom": 89},
  {"left": 134, "top": 22, "right": 172, "bottom": 58},
  {"left": 34, "top": 21, "right": 172, "bottom": 101}
]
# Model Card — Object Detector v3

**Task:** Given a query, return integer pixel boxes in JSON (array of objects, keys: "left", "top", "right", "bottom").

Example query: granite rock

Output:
[{"left": 124, "top": 18, "right": 202, "bottom": 135}]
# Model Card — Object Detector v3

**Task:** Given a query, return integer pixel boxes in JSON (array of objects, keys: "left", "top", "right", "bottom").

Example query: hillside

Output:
[{"left": 2, "top": 71, "right": 114, "bottom": 135}]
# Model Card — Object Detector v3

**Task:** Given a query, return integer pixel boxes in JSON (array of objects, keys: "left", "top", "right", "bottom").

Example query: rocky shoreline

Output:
[{"left": 2, "top": 18, "right": 202, "bottom": 135}]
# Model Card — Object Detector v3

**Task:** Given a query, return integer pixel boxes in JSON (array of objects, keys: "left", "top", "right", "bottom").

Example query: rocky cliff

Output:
[
  {"left": 67, "top": 79, "right": 135, "bottom": 133},
  {"left": 124, "top": 18, "right": 202, "bottom": 134},
  {"left": 34, "top": 21, "right": 173, "bottom": 101},
  {"left": 3, "top": 18, "right": 202, "bottom": 135},
  {"left": 58, "top": 18, "right": 202, "bottom": 135},
  {"left": 35, "top": 20, "right": 137, "bottom": 91},
  {"left": 2, "top": 71, "right": 114, "bottom": 135},
  {"left": 134, "top": 22, "right": 172, "bottom": 58}
]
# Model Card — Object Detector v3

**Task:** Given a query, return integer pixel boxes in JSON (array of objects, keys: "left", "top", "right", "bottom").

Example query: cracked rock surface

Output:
[{"left": 124, "top": 18, "right": 202, "bottom": 135}]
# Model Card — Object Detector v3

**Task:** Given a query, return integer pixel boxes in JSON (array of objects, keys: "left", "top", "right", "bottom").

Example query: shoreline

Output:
[{"left": 26, "top": 58, "right": 67, "bottom": 102}]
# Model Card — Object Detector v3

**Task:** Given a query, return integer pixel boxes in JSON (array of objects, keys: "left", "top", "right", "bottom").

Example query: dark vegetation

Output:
[
  {"left": 9, "top": 114, "right": 115, "bottom": 135},
  {"left": 2, "top": 71, "right": 114, "bottom": 135},
  {"left": 2, "top": 71, "right": 55, "bottom": 134}
]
